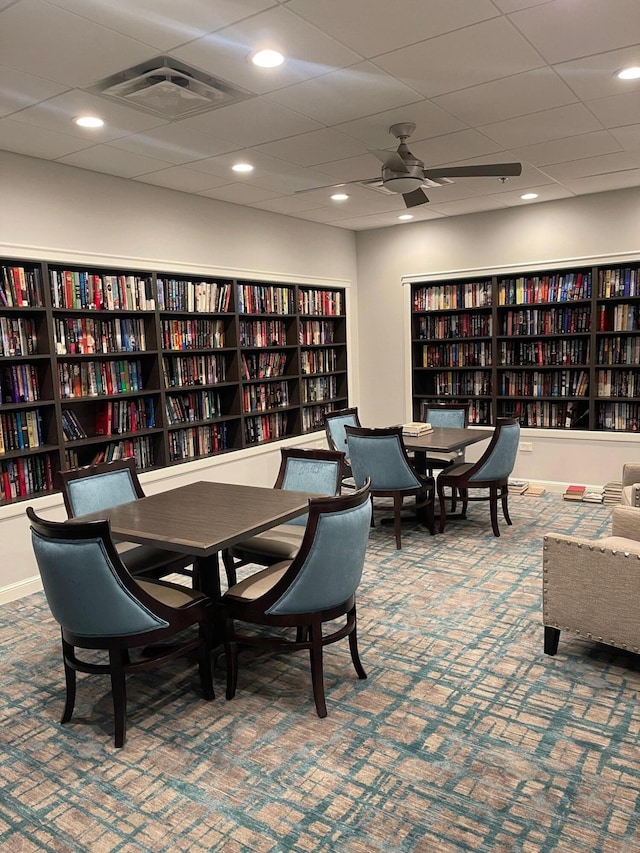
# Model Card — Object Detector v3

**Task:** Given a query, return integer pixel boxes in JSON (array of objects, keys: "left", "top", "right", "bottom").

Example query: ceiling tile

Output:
[
  {"left": 248, "top": 196, "right": 327, "bottom": 214},
  {"left": 586, "top": 90, "right": 640, "bottom": 129},
  {"left": 334, "top": 101, "right": 466, "bottom": 148},
  {"left": 0, "top": 0, "right": 158, "bottom": 87},
  {"left": 135, "top": 166, "right": 232, "bottom": 193},
  {"left": 0, "top": 66, "right": 69, "bottom": 119},
  {"left": 373, "top": 17, "right": 545, "bottom": 98},
  {"left": 197, "top": 183, "right": 281, "bottom": 203},
  {"left": 428, "top": 197, "right": 510, "bottom": 216},
  {"left": 540, "top": 151, "right": 640, "bottom": 181},
  {"left": 609, "top": 124, "right": 640, "bottom": 151},
  {"left": 319, "top": 208, "right": 445, "bottom": 230},
  {"left": 184, "top": 147, "right": 335, "bottom": 187},
  {"left": 509, "top": 0, "right": 640, "bottom": 64},
  {"left": 253, "top": 128, "right": 366, "bottom": 166},
  {"left": 553, "top": 45, "right": 640, "bottom": 101},
  {"left": 285, "top": 0, "right": 499, "bottom": 58},
  {"left": 0, "top": 116, "right": 93, "bottom": 159},
  {"left": 433, "top": 68, "right": 577, "bottom": 126},
  {"left": 560, "top": 169, "right": 640, "bottom": 195},
  {"left": 491, "top": 0, "right": 552, "bottom": 11},
  {"left": 479, "top": 103, "right": 603, "bottom": 149},
  {"left": 171, "top": 5, "right": 361, "bottom": 96},
  {"left": 488, "top": 184, "right": 575, "bottom": 206},
  {"left": 44, "top": 0, "right": 277, "bottom": 52},
  {"left": 109, "top": 123, "right": 238, "bottom": 165},
  {"left": 265, "top": 61, "right": 423, "bottom": 125},
  {"left": 56, "top": 145, "right": 173, "bottom": 178},
  {"left": 410, "top": 130, "right": 504, "bottom": 167},
  {"left": 512, "top": 131, "right": 622, "bottom": 166}
]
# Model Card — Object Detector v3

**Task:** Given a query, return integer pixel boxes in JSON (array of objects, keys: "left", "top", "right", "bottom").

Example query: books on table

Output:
[
  {"left": 402, "top": 421, "right": 433, "bottom": 436},
  {"left": 563, "top": 484, "right": 586, "bottom": 501},
  {"left": 508, "top": 479, "right": 529, "bottom": 495}
]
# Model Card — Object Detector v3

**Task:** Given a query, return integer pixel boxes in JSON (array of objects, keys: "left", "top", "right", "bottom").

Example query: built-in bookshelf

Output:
[
  {"left": 0, "top": 259, "right": 348, "bottom": 505},
  {"left": 411, "top": 262, "right": 640, "bottom": 433}
]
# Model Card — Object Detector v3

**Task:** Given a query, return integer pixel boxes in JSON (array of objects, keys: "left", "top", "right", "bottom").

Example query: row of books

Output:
[
  {"left": 500, "top": 306, "right": 591, "bottom": 336},
  {"left": 302, "top": 403, "right": 335, "bottom": 432},
  {"left": 165, "top": 390, "right": 223, "bottom": 425},
  {"left": 157, "top": 278, "right": 232, "bottom": 314},
  {"left": 597, "top": 303, "right": 639, "bottom": 332},
  {"left": 420, "top": 399, "right": 492, "bottom": 426},
  {"left": 0, "top": 409, "right": 44, "bottom": 453},
  {"left": 596, "top": 369, "right": 640, "bottom": 398},
  {"left": 300, "top": 348, "right": 339, "bottom": 376},
  {"left": 508, "top": 480, "right": 546, "bottom": 497},
  {"left": 1, "top": 453, "right": 53, "bottom": 502},
  {"left": 236, "top": 284, "right": 294, "bottom": 315},
  {"left": 563, "top": 484, "right": 604, "bottom": 503},
  {"left": 431, "top": 371, "right": 491, "bottom": 397},
  {"left": 241, "top": 351, "right": 287, "bottom": 381},
  {"left": 239, "top": 319, "right": 287, "bottom": 348},
  {"left": 421, "top": 342, "right": 492, "bottom": 368},
  {"left": 0, "top": 265, "right": 44, "bottom": 308},
  {"left": 598, "top": 266, "right": 640, "bottom": 298},
  {"left": 2, "top": 363, "right": 40, "bottom": 403},
  {"left": 301, "top": 375, "right": 338, "bottom": 403},
  {"left": 597, "top": 335, "right": 640, "bottom": 366},
  {"left": 89, "top": 436, "right": 155, "bottom": 469},
  {"left": 162, "top": 354, "right": 227, "bottom": 388},
  {"left": 50, "top": 270, "right": 156, "bottom": 312},
  {"left": 298, "top": 289, "right": 343, "bottom": 316},
  {"left": 160, "top": 318, "right": 225, "bottom": 351},
  {"left": 54, "top": 316, "right": 148, "bottom": 355},
  {"left": 58, "top": 360, "right": 144, "bottom": 399},
  {"left": 0, "top": 316, "right": 39, "bottom": 357},
  {"left": 60, "top": 409, "right": 87, "bottom": 441},
  {"left": 299, "top": 321, "right": 337, "bottom": 347},
  {"left": 597, "top": 402, "right": 640, "bottom": 431},
  {"left": 168, "top": 423, "right": 229, "bottom": 462},
  {"left": 499, "top": 369, "right": 589, "bottom": 398},
  {"left": 498, "top": 338, "right": 590, "bottom": 367},
  {"left": 416, "top": 313, "right": 492, "bottom": 340},
  {"left": 242, "top": 381, "right": 290, "bottom": 413},
  {"left": 498, "top": 272, "right": 591, "bottom": 306},
  {"left": 500, "top": 401, "right": 586, "bottom": 429},
  {"left": 413, "top": 281, "right": 492, "bottom": 311},
  {"left": 244, "top": 412, "right": 288, "bottom": 445},
  {"left": 94, "top": 398, "right": 155, "bottom": 437},
  {"left": 603, "top": 481, "right": 623, "bottom": 505}
]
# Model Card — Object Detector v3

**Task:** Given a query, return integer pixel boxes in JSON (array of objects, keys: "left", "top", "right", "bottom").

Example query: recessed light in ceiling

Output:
[
  {"left": 73, "top": 115, "right": 104, "bottom": 128},
  {"left": 232, "top": 163, "right": 254, "bottom": 173},
  {"left": 251, "top": 49, "right": 284, "bottom": 68},
  {"left": 617, "top": 66, "right": 640, "bottom": 80},
  {"left": 331, "top": 193, "right": 349, "bottom": 201},
  {"left": 521, "top": 193, "right": 538, "bottom": 200},
  {"left": 398, "top": 214, "right": 413, "bottom": 220}
]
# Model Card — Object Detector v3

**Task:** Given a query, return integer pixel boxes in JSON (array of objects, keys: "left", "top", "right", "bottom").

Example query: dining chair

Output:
[
  {"left": 422, "top": 402, "right": 470, "bottom": 474},
  {"left": 27, "top": 507, "right": 214, "bottom": 748},
  {"left": 344, "top": 425, "right": 435, "bottom": 549},
  {"left": 436, "top": 417, "right": 520, "bottom": 537},
  {"left": 220, "top": 481, "right": 372, "bottom": 718},
  {"left": 58, "top": 458, "right": 195, "bottom": 583},
  {"left": 221, "top": 447, "right": 344, "bottom": 586},
  {"left": 324, "top": 407, "right": 361, "bottom": 486}
]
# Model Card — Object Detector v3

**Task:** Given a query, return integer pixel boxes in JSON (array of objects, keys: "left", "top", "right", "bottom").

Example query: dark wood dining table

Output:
[
  {"left": 402, "top": 426, "right": 489, "bottom": 473},
  {"left": 75, "top": 480, "right": 312, "bottom": 602}
]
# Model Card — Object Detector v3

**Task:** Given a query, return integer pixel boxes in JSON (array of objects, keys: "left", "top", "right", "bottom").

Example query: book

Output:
[
  {"left": 508, "top": 479, "right": 529, "bottom": 494},
  {"left": 402, "top": 421, "right": 433, "bottom": 436},
  {"left": 524, "top": 485, "right": 546, "bottom": 497},
  {"left": 563, "top": 484, "right": 586, "bottom": 501}
]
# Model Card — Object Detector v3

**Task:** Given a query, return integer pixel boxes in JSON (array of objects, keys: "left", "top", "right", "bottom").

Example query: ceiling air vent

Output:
[{"left": 89, "top": 56, "right": 254, "bottom": 120}]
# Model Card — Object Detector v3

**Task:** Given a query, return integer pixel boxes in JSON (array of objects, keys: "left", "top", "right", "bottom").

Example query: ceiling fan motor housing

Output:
[{"left": 382, "top": 162, "right": 425, "bottom": 193}]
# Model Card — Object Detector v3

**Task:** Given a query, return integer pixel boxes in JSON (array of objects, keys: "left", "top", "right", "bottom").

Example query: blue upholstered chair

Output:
[
  {"left": 221, "top": 447, "right": 344, "bottom": 586},
  {"left": 422, "top": 402, "right": 470, "bottom": 474},
  {"left": 436, "top": 417, "right": 520, "bottom": 537},
  {"left": 221, "top": 482, "right": 371, "bottom": 718},
  {"left": 59, "top": 458, "right": 195, "bottom": 583},
  {"left": 324, "top": 407, "right": 361, "bottom": 485},
  {"left": 27, "top": 507, "right": 214, "bottom": 747},
  {"left": 345, "top": 425, "right": 435, "bottom": 549}
]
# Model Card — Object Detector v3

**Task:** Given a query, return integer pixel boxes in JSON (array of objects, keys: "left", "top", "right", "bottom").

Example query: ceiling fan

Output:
[{"left": 298, "top": 122, "right": 522, "bottom": 208}]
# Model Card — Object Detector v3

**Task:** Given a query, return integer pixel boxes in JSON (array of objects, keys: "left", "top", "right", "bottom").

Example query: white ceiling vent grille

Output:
[{"left": 89, "top": 56, "right": 254, "bottom": 119}]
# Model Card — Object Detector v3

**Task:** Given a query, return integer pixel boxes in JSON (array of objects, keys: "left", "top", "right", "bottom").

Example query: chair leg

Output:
[
  {"left": 309, "top": 616, "right": 327, "bottom": 718},
  {"left": 393, "top": 494, "right": 403, "bottom": 549},
  {"left": 198, "top": 621, "right": 215, "bottom": 701},
  {"left": 109, "top": 648, "right": 128, "bottom": 749},
  {"left": 221, "top": 550, "right": 237, "bottom": 589},
  {"left": 348, "top": 606, "right": 367, "bottom": 680},
  {"left": 489, "top": 485, "right": 500, "bottom": 537},
  {"left": 224, "top": 618, "right": 238, "bottom": 701},
  {"left": 502, "top": 490, "right": 512, "bottom": 526},
  {"left": 61, "top": 638, "right": 76, "bottom": 724},
  {"left": 437, "top": 481, "right": 448, "bottom": 533},
  {"left": 544, "top": 626, "right": 560, "bottom": 656},
  {"left": 296, "top": 626, "right": 309, "bottom": 643}
]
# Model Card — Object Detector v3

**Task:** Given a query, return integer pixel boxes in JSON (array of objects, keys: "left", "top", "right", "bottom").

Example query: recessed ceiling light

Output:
[
  {"left": 521, "top": 192, "right": 538, "bottom": 200},
  {"left": 398, "top": 214, "right": 413, "bottom": 221},
  {"left": 73, "top": 115, "right": 104, "bottom": 128},
  {"left": 232, "top": 163, "right": 254, "bottom": 173},
  {"left": 251, "top": 49, "right": 284, "bottom": 68},
  {"left": 331, "top": 193, "right": 349, "bottom": 201},
  {"left": 617, "top": 66, "right": 640, "bottom": 80}
]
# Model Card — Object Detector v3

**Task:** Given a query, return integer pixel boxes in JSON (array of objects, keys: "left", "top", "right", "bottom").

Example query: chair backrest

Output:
[
  {"left": 263, "top": 482, "right": 372, "bottom": 615},
  {"left": 27, "top": 507, "right": 168, "bottom": 638},
  {"left": 324, "top": 407, "right": 361, "bottom": 454},
  {"left": 467, "top": 418, "right": 520, "bottom": 482},
  {"left": 59, "top": 458, "right": 145, "bottom": 518},
  {"left": 274, "top": 447, "right": 344, "bottom": 526},
  {"left": 345, "top": 426, "right": 422, "bottom": 491},
  {"left": 424, "top": 402, "right": 469, "bottom": 429}
]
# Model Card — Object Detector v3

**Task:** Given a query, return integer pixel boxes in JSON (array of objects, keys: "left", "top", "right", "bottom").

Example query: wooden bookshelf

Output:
[
  {"left": 0, "top": 260, "right": 348, "bottom": 505},
  {"left": 411, "top": 262, "right": 640, "bottom": 433}
]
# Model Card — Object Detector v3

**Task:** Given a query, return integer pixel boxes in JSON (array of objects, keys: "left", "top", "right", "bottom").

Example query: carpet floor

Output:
[{"left": 1, "top": 493, "right": 638, "bottom": 852}]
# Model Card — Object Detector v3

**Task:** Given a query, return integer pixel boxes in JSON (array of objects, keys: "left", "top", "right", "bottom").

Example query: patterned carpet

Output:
[{"left": 1, "top": 494, "right": 639, "bottom": 852}]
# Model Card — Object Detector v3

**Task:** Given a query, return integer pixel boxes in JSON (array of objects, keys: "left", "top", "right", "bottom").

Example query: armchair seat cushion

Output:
[
  {"left": 137, "top": 580, "right": 208, "bottom": 608},
  {"left": 621, "top": 484, "right": 640, "bottom": 507},
  {"left": 232, "top": 524, "right": 306, "bottom": 561},
  {"left": 227, "top": 561, "right": 291, "bottom": 601},
  {"left": 116, "top": 542, "right": 192, "bottom": 578}
]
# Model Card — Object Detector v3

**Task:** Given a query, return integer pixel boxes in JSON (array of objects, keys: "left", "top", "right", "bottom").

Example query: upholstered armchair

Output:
[
  {"left": 27, "top": 507, "right": 214, "bottom": 747},
  {"left": 421, "top": 402, "right": 470, "bottom": 476},
  {"left": 324, "top": 407, "right": 361, "bottom": 485},
  {"left": 543, "top": 505, "right": 640, "bottom": 657},
  {"left": 621, "top": 462, "right": 640, "bottom": 507}
]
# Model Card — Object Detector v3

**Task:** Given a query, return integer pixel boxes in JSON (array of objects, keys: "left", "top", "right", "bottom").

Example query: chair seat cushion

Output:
[
  {"left": 439, "top": 462, "right": 474, "bottom": 479},
  {"left": 232, "top": 524, "right": 306, "bottom": 560},
  {"left": 138, "top": 579, "right": 207, "bottom": 608},
  {"left": 594, "top": 536, "right": 640, "bottom": 555},
  {"left": 116, "top": 542, "right": 191, "bottom": 577},
  {"left": 226, "top": 561, "right": 291, "bottom": 601}
]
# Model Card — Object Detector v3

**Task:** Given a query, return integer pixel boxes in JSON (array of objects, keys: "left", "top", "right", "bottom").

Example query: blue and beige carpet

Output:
[{"left": 1, "top": 494, "right": 638, "bottom": 852}]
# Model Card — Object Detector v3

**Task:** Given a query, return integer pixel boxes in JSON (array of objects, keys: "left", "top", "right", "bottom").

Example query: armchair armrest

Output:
[
  {"left": 611, "top": 505, "right": 640, "bottom": 540},
  {"left": 622, "top": 462, "right": 640, "bottom": 487}
]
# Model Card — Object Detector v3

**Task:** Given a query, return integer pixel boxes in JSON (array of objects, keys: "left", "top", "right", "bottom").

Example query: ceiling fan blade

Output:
[
  {"left": 368, "top": 148, "right": 409, "bottom": 173},
  {"left": 403, "top": 188, "right": 430, "bottom": 208},
  {"left": 423, "top": 162, "right": 522, "bottom": 180}
]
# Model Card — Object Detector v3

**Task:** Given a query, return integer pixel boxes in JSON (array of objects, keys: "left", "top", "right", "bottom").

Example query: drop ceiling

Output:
[{"left": 1, "top": 0, "right": 640, "bottom": 231}]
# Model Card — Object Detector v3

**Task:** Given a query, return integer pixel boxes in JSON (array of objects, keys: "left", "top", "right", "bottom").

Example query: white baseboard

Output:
[{"left": 0, "top": 576, "right": 43, "bottom": 605}]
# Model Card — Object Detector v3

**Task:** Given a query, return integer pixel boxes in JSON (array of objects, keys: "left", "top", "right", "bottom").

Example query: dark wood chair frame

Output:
[
  {"left": 220, "top": 484, "right": 371, "bottom": 718},
  {"left": 436, "top": 417, "right": 519, "bottom": 537},
  {"left": 344, "top": 425, "right": 436, "bottom": 548},
  {"left": 27, "top": 508, "right": 214, "bottom": 748}
]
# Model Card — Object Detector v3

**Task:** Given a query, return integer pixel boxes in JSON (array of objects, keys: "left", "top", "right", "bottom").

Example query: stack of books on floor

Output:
[
  {"left": 603, "top": 481, "right": 623, "bottom": 505},
  {"left": 563, "top": 484, "right": 586, "bottom": 501},
  {"left": 524, "top": 484, "right": 546, "bottom": 497},
  {"left": 508, "top": 479, "right": 529, "bottom": 495},
  {"left": 582, "top": 486, "right": 604, "bottom": 503},
  {"left": 402, "top": 421, "right": 433, "bottom": 436}
]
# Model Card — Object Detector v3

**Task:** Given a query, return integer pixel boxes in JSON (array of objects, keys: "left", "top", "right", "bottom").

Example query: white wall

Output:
[
  {"left": 0, "top": 151, "right": 357, "bottom": 601},
  {"left": 355, "top": 187, "right": 640, "bottom": 484}
]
